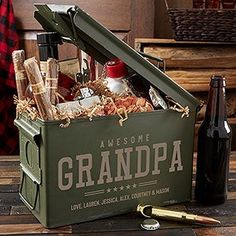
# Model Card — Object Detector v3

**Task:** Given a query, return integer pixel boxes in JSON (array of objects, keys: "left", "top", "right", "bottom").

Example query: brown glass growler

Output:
[{"left": 195, "top": 76, "right": 232, "bottom": 205}]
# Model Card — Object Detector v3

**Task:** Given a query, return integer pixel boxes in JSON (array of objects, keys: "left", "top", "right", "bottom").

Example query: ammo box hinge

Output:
[
  {"left": 14, "top": 118, "right": 41, "bottom": 146},
  {"left": 19, "top": 165, "right": 40, "bottom": 210},
  {"left": 15, "top": 118, "right": 42, "bottom": 189},
  {"left": 20, "top": 163, "right": 42, "bottom": 185}
]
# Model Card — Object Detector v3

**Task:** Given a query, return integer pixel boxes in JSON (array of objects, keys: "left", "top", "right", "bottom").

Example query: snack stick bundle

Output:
[
  {"left": 46, "top": 58, "right": 59, "bottom": 105},
  {"left": 24, "top": 57, "right": 54, "bottom": 120},
  {"left": 12, "top": 50, "right": 28, "bottom": 100}
]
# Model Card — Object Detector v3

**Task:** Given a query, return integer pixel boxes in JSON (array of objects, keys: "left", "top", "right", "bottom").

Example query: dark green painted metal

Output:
[
  {"left": 16, "top": 109, "right": 196, "bottom": 228},
  {"left": 34, "top": 4, "right": 200, "bottom": 111},
  {"left": 15, "top": 4, "right": 201, "bottom": 228}
]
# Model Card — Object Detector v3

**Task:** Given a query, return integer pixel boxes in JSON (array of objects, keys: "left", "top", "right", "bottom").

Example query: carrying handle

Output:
[
  {"left": 19, "top": 170, "right": 39, "bottom": 210},
  {"left": 66, "top": 7, "right": 86, "bottom": 50}
]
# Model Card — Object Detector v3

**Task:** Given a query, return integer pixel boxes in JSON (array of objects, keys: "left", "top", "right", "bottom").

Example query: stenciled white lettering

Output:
[
  {"left": 97, "top": 151, "right": 113, "bottom": 184},
  {"left": 100, "top": 134, "right": 150, "bottom": 149},
  {"left": 115, "top": 147, "right": 133, "bottom": 182},
  {"left": 58, "top": 157, "right": 73, "bottom": 191},
  {"left": 57, "top": 139, "right": 184, "bottom": 191},
  {"left": 135, "top": 145, "right": 150, "bottom": 178},
  {"left": 152, "top": 143, "right": 167, "bottom": 175},
  {"left": 169, "top": 140, "right": 183, "bottom": 172},
  {"left": 76, "top": 154, "right": 94, "bottom": 188}
]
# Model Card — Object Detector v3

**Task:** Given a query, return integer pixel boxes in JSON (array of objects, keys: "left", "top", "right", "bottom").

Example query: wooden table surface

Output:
[{"left": 0, "top": 152, "right": 235, "bottom": 235}]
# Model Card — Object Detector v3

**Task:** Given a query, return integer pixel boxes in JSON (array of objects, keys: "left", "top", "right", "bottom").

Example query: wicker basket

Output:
[{"left": 166, "top": 1, "right": 236, "bottom": 42}]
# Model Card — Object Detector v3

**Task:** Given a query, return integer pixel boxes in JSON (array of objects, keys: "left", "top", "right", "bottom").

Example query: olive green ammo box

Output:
[{"left": 14, "top": 4, "right": 200, "bottom": 228}]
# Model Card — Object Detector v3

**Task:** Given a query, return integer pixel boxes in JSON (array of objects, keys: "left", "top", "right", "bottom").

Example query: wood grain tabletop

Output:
[{"left": 0, "top": 152, "right": 235, "bottom": 235}]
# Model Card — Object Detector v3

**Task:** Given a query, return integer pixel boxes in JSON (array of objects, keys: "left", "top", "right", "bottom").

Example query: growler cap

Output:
[
  {"left": 106, "top": 59, "right": 128, "bottom": 79},
  {"left": 37, "top": 32, "right": 62, "bottom": 45},
  {"left": 141, "top": 218, "right": 160, "bottom": 231},
  {"left": 210, "top": 75, "right": 226, "bottom": 87}
]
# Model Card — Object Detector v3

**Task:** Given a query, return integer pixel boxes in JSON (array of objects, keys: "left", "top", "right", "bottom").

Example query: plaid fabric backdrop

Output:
[{"left": 0, "top": 0, "right": 19, "bottom": 154}]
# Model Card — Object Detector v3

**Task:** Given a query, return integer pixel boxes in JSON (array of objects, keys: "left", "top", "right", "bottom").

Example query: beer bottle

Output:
[{"left": 195, "top": 75, "right": 232, "bottom": 205}]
